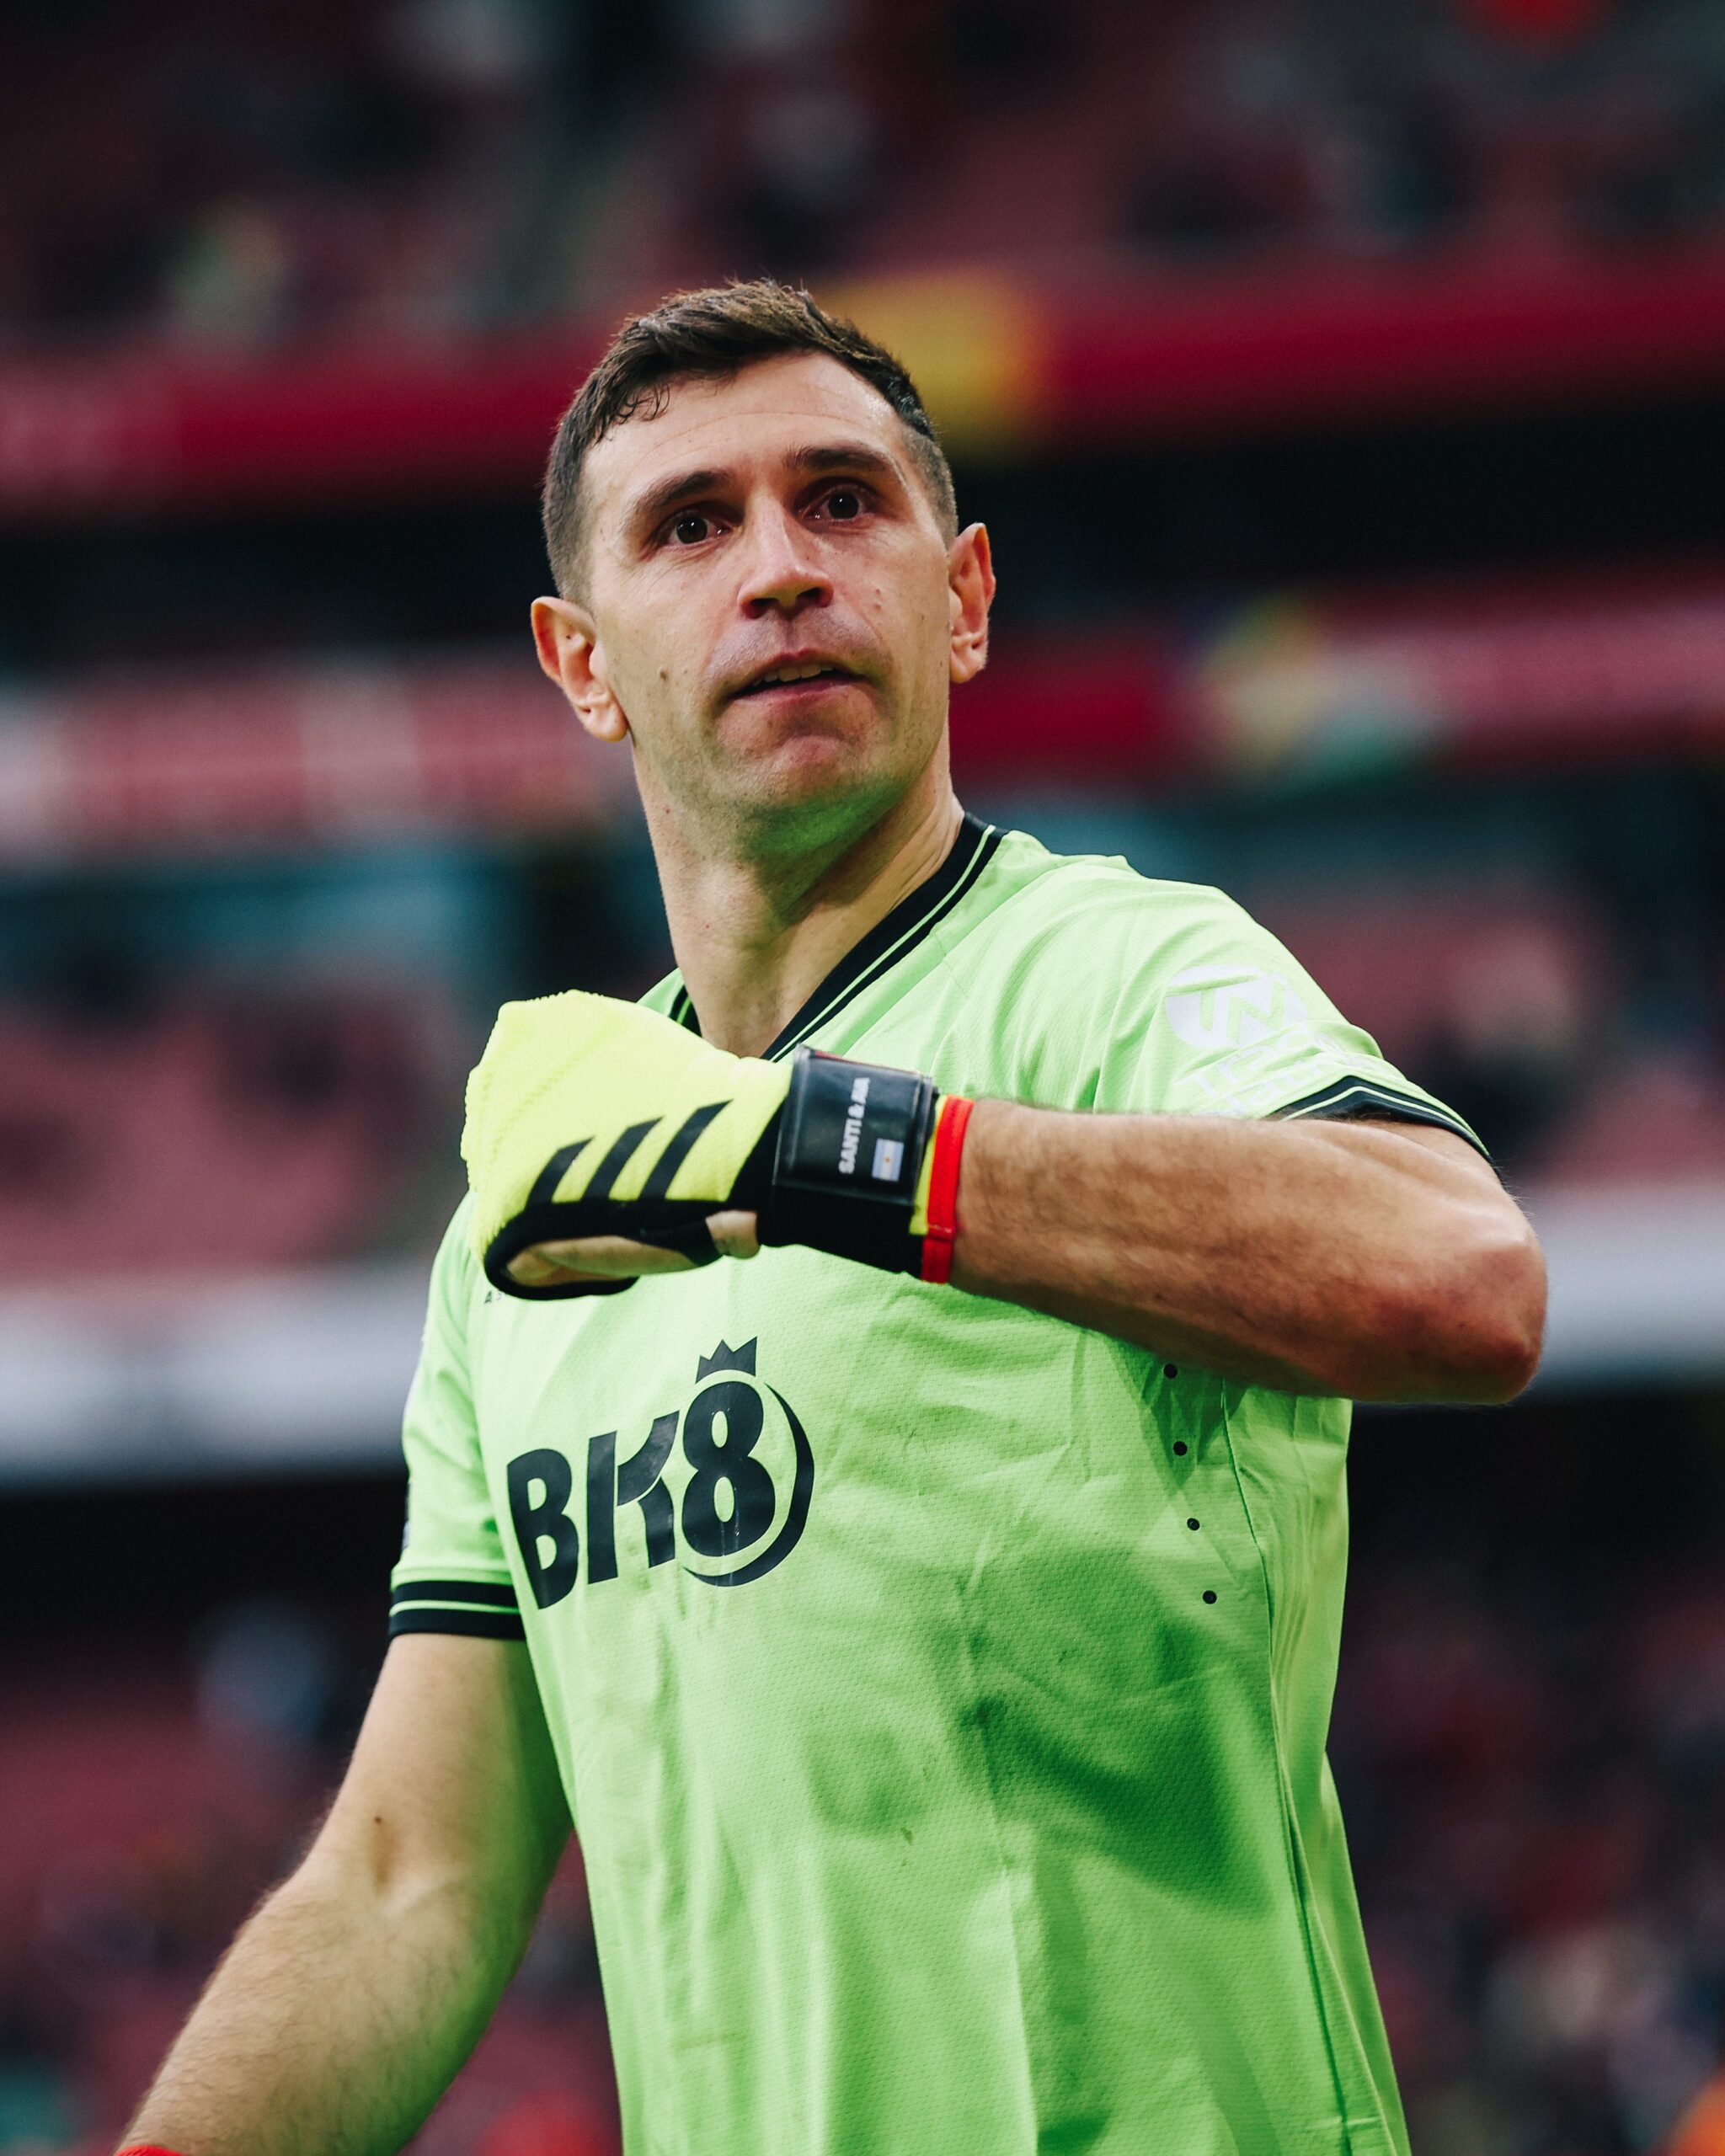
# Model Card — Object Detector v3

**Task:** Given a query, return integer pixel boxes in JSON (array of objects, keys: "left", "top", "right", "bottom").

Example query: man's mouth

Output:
[{"left": 731, "top": 659, "right": 861, "bottom": 698}]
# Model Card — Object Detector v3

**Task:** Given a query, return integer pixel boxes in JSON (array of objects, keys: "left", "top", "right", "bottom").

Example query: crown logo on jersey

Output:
[{"left": 697, "top": 1338, "right": 757, "bottom": 1380}]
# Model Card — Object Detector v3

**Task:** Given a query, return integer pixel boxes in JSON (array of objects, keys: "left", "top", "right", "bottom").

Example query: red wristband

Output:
[
  {"left": 115, "top": 2146, "right": 190, "bottom": 2155},
  {"left": 919, "top": 1094, "right": 975, "bottom": 1285}
]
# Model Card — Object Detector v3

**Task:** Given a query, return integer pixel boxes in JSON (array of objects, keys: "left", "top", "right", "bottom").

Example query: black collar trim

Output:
[{"left": 670, "top": 814, "right": 1001, "bottom": 1061}]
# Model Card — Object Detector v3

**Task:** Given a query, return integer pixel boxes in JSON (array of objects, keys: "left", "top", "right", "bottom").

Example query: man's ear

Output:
[
  {"left": 948, "top": 523, "right": 995, "bottom": 686},
  {"left": 531, "top": 596, "right": 630, "bottom": 743}
]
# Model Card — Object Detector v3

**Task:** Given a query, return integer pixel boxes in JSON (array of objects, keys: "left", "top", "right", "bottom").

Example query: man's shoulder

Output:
[
  {"left": 956, "top": 826, "right": 1254, "bottom": 964},
  {"left": 913, "top": 830, "right": 1291, "bottom": 1106}
]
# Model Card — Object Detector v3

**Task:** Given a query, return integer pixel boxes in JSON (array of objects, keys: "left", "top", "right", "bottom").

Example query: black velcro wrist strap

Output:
[{"left": 759, "top": 1048, "right": 938, "bottom": 1274}]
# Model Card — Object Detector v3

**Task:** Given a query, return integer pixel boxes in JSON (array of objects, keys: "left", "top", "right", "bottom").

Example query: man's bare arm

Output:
[
  {"left": 948, "top": 1108, "right": 1544, "bottom": 1402},
  {"left": 516, "top": 1091, "right": 1544, "bottom": 1403},
  {"left": 120, "top": 1633, "right": 569, "bottom": 2156}
]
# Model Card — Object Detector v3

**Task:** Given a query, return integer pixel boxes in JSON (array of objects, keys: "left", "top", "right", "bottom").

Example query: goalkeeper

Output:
[{"left": 120, "top": 282, "right": 1545, "bottom": 2156}]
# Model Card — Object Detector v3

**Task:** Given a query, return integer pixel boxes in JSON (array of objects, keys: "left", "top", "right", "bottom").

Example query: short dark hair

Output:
[{"left": 541, "top": 280, "right": 959, "bottom": 595}]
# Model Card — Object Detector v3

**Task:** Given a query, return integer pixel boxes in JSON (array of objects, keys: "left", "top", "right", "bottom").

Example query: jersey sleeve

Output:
[
  {"left": 1093, "top": 884, "right": 1487, "bottom": 1153},
  {"left": 388, "top": 1201, "right": 526, "bottom": 1642}
]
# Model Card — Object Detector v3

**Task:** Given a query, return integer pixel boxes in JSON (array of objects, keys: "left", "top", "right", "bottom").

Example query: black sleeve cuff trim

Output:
[
  {"left": 389, "top": 1608, "right": 527, "bottom": 1641},
  {"left": 390, "top": 1577, "right": 520, "bottom": 1609},
  {"left": 1274, "top": 1078, "right": 1489, "bottom": 1159}
]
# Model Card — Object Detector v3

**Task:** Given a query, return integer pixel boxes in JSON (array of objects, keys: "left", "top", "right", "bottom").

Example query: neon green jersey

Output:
[{"left": 393, "top": 819, "right": 1479, "bottom": 2156}]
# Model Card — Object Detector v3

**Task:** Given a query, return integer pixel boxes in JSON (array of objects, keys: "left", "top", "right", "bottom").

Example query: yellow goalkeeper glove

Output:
[{"left": 462, "top": 991, "right": 974, "bottom": 1299}]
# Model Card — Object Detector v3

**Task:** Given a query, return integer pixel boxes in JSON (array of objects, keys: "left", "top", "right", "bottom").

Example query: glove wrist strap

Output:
[{"left": 762, "top": 1049, "right": 940, "bottom": 1274}]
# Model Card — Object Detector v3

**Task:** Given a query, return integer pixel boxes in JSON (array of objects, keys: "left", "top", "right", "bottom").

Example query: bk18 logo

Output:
[{"left": 505, "top": 1340, "right": 814, "bottom": 1605}]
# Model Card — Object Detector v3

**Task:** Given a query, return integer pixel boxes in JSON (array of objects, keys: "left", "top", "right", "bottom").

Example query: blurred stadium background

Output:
[{"left": 4, "top": 0, "right": 1725, "bottom": 2150}]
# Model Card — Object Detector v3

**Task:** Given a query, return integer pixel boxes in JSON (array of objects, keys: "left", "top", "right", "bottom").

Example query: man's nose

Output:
[{"left": 738, "top": 504, "right": 832, "bottom": 616}]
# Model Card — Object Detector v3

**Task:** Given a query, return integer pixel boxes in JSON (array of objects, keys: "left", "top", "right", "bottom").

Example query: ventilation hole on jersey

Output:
[
  {"left": 1187, "top": 1518, "right": 1199, "bottom": 1530},
  {"left": 1203, "top": 1591, "right": 1218, "bottom": 1604},
  {"left": 1164, "top": 1364, "right": 1178, "bottom": 1380},
  {"left": 1172, "top": 1441, "right": 1188, "bottom": 1456}
]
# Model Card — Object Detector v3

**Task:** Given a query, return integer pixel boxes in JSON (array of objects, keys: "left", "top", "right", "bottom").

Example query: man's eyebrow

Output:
[
  {"left": 624, "top": 466, "right": 733, "bottom": 539},
  {"left": 787, "top": 441, "right": 906, "bottom": 486},
  {"left": 623, "top": 440, "right": 910, "bottom": 542}
]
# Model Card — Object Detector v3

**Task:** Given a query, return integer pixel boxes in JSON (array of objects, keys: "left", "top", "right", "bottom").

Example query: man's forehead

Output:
[{"left": 587, "top": 352, "right": 911, "bottom": 520}]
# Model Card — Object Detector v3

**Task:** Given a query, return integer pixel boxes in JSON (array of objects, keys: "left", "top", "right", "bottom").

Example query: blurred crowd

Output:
[
  {"left": 0, "top": 1600, "right": 617, "bottom": 2156},
  {"left": 1335, "top": 1560, "right": 1725, "bottom": 2154},
  {"left": 5, "top": 0, "right": 1725, "bottom": 351}
]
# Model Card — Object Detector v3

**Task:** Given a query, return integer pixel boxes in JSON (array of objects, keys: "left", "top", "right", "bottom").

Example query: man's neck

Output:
[{"left": 645, "top": 760, "right": 964, "bottom": 1058}]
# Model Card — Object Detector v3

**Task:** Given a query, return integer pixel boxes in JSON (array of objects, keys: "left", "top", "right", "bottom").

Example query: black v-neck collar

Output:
[{"left": 669, "top": 813, "right": 1001, "bottom": 1062}]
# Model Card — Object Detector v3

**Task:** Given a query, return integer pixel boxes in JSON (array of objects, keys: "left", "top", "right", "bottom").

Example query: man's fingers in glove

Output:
[{"left": 508, "top": 1209, "right": 762, "bottom": 1287}]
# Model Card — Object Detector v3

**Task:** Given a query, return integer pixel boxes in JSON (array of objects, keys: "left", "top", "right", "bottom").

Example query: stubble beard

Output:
[{"left": 638, "top": 688, "right": 922, "bottom": 878}]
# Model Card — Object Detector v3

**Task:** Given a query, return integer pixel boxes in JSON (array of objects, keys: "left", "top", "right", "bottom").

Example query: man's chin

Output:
[
  {"left": 718, "top": 737, "right": 905, "bottom": 846},
  {"left": 718, "top": 702, "right": 870, "bottom": 782}
]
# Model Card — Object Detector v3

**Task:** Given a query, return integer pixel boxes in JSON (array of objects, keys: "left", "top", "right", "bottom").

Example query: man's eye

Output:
[
  {"left": 820, "top": 488, "right": 864, "bottom": 521},
  {"left": 671, "top": 513, "right": 715, "bottom": 545}
]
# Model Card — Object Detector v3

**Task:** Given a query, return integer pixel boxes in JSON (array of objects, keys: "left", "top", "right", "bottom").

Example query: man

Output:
[{"left": 121, "top": 282, "right": 1545, "bottom": 2156}]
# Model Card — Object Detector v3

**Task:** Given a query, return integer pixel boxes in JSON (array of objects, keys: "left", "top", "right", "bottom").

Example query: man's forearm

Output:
[
  {"left": 120, "top": 1851, "right": 525, "bottom": 2156},
  {"left": 948, "top": 1102, "right": 1545, "bottom": 1402}
]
